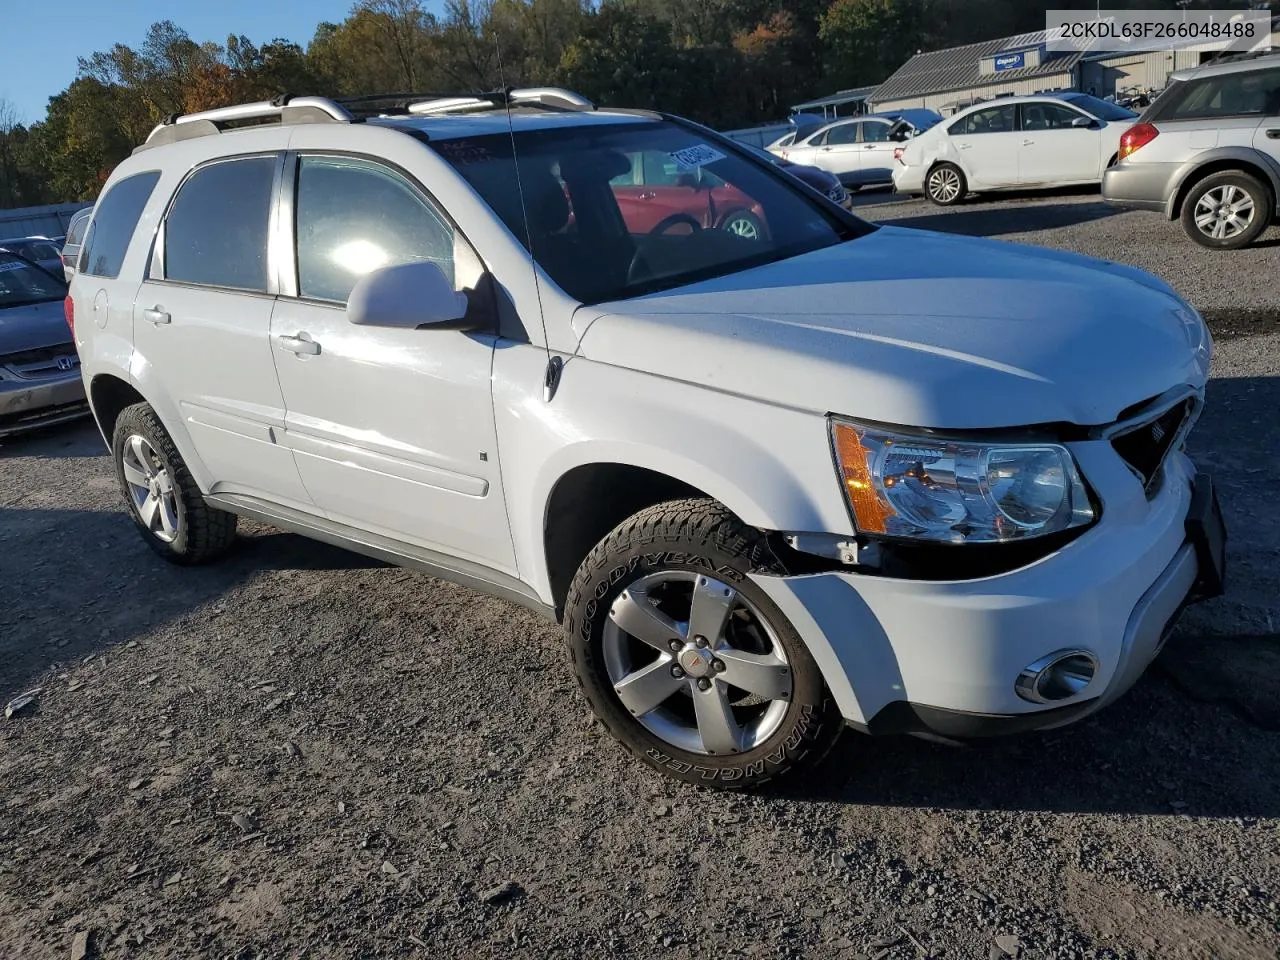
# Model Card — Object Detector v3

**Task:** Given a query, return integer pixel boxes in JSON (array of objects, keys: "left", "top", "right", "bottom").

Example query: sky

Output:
[{"left": 1, "top": 0, "right": 388, "bottom": 125}]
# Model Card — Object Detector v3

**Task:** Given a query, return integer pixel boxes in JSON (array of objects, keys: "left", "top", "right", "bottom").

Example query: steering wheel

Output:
[
  {"left": 649, "top": 213, "right": 703, "bottom": 236},
  {"left": 628, "top": 214, "right": 705, "bottom": 284}
]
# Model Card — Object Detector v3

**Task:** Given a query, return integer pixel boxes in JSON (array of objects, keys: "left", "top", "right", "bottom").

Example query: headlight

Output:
[{"left": 830, "top": 420, "right": 1096, "bottom": 543}]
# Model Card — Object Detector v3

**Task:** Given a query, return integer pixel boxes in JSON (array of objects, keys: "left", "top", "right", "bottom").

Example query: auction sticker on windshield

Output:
[{"left": 669, "top": 145, "right": 727, "bottom": 170}]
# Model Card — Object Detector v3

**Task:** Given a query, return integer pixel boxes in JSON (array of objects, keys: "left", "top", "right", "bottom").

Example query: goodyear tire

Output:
[{"left": 564, "top": 498, "right": 843, "bottom": 789}]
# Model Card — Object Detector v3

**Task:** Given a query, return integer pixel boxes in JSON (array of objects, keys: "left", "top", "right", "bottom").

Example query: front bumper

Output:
[
  {"left": 752, "top": 449, "right": 1216, "bottom": 736},
  {"left": 0, "top": 372, "right": 89, "bottom": 439}
]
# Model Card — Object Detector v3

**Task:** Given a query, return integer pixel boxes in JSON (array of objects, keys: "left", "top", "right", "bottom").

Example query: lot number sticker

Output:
[{"left": 669, "top": 145, "right": 727, "bottom": 170}]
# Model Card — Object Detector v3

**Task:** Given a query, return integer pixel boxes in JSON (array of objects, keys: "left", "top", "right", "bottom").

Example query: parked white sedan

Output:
[
  {"left": 781, "top": 111, "right": 941, "bottom": 190},
  {"left": 894, "top": 93, "right": 1138, "bottom": 205}
]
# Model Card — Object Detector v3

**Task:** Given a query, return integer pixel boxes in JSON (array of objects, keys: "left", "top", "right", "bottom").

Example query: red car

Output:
[{"left": 609, "top": 151, "right": 767, "bottom": 240}]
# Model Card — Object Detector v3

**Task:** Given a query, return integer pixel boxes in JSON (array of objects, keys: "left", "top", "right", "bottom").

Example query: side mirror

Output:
[
  {"left": 347, "top": 260, "right": 469, "bottom": 329},
  {"left": 1071, "top": 116, "right": 1096, "bottom": 129}
]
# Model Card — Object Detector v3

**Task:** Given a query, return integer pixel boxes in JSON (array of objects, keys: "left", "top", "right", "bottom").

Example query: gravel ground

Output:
[{"left": 2, "top": 190, "right": 1279, "bottom": 960}]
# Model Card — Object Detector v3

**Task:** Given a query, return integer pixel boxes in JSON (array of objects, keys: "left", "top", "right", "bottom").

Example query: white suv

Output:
[{"left": 71, "top": 89, "right": 1225, "bottom": 788}]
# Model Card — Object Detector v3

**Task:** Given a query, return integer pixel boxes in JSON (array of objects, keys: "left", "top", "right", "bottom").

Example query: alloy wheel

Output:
[
  {"left": 928, "top": 166, "right": 962, "bottom": 203},
  {"left": 1194, "top": 185, "right": 1255, "bottom": 241},
  {"left": 121, "top": 434, "right": 181, "bottom": 543},
  {"left": 723, "top": 216, "right": 761, "bottom": 240},
  {"left": 602, "top": 571, "right": 793, "bottom": 756}
]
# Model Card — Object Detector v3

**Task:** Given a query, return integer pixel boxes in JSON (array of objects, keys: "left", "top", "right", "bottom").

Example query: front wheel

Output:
[
  {"left": 1181, "top": 171, "right": 1271, "bottom": 250},
  {"left": 563, "top": 499, "right": 843, "bottom": 789},
  {"left": 925, "top": 162, "right": 967, "bottom": 206}
]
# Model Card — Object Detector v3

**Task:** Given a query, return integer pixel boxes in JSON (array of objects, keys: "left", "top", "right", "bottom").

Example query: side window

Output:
[
  {"left": 1022, "top": 102, "right": 1087, "bottom": 131},
  {"left": 948, "top": 105, "right": 1017, "bottom": 136},
  {"left": 164, "top": 156, "right": 275, "bottom": 292},
  {"left": 860, "top": 121, "right": 892, "bottom": 143},
  {"left": 294, "top": 155, "right": 454, "bottom": 304},
  {"left": 825, "top": 124, "right": 859, "bottom": 146},
  {"left": 1159, "top": 69, "right": 1280, "bottom": 120},
  {"left": 65, "top": 210, "right": 91, "bottom": 246},
  {"left": 80, "top": 172, "right": 161, "bottom": 279}
]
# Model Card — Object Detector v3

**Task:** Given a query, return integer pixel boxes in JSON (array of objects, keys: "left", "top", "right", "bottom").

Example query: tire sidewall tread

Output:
[
  {"left": 111, "top": 402, "right": 237, "bottom": 565},
  {"left": 563, "top": 498, "right": 843, "bottom": 789}
]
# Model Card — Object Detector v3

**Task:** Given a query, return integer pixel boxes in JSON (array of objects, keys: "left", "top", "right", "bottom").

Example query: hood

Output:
[
  {"left": 0, "top": 299, "right": 73, "bottom": 356},
  {"left": 576, "top": 227, "right": 1207, "bottom": 430}
]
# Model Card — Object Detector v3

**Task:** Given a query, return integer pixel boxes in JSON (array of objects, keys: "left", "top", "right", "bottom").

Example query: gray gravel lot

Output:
[{"left": 2, "top": 189, "right": 1279, "bottom": 960}]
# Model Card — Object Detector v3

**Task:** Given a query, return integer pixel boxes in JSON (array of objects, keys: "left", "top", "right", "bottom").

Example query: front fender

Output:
[
  {"left": 1164, "top": 147, "right": 1280, "bottom": 219},
  {"left": 492, "top": 346, "right": 854, "bottom": 603}
]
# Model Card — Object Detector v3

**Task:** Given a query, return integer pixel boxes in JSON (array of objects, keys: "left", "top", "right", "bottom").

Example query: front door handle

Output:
[
  {"left": 864, "top": 144, "right": 878, "bottom": 150},
  {"left": 1267, "top": 129, "right": 1280, "bottom": 139},
  {"left": 1022, "top": 138, "right": 1035, "bottom": 146},
  {"left": 277, "top": 333, "right": 320, "bottom": 356},
  {"left": 142, "top": 307, "right": 170, "bottom": 325},
  {"left": 638, "top": 190, "right": 656, "bottom": 200}
]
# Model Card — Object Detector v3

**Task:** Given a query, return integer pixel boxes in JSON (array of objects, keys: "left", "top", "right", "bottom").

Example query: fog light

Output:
[{"left": 1015, "top": 650, "right": 1098, "bottom": 704}]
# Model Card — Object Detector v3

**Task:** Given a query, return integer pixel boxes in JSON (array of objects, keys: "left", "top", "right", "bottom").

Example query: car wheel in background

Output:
[
  {"left": 563, "top": 498, "right": 844, "bottom": 789},
  {"left": 720, "top": 210, "right": 765, "bottom": 241},
  {"left": 1181, "top": 171, "right": 1271, "bottom": 250},
  {"left": 925, "top": 162, "right": 967, "bottom": 206},
  {"left": 111, "top": 402, "right": 238, "bottom": 564}
]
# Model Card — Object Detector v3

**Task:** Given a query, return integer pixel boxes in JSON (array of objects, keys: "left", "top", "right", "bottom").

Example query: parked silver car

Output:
[
  {"left": 1102, "top": 52, "right": 1280, "bottom": 250},
  {"left": 60, "top": 207, "right": 93, "bottom": 281},
  {"left": 0, "top": 251, "right": 87, "bottom": 439}
]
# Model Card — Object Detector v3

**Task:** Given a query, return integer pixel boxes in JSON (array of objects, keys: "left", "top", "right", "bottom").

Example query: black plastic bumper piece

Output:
[{"left": 856, "top": 698, "right": 1100, "bottom": 739}]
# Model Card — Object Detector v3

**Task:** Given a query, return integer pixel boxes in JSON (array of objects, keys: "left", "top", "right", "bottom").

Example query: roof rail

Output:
[
  {"left": 133, "top": 86, "right": 597, "bottom": 152},
  {"left": 406, "top": 87, "right": 595, "bottom": 115},
  {"left": 136, "top": 95, "right": 352, "bottom": 152}
]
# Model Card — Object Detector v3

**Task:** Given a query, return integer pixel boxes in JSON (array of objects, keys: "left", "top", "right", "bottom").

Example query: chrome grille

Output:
[{"left": 0, "top": 343, "right": 79, "bottom": 380}]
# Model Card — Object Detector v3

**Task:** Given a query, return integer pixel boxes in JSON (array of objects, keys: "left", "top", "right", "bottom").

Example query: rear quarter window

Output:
[
  {"left": 80, "top": 172, "right": 162, "bottom": 279},
  {"left": 1151, "top": 68, "right": 1280, "bottom": 121}
]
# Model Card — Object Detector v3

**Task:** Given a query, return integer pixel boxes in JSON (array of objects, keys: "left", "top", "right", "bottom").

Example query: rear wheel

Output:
[
  {"left": 925, "top": 162, "right": 967, "bottom": 206},
  {"left": 563, "top": 498, "right": 843, "bottom": 789},
  {"left": 1181, "top": 171, "right": 1271, "bottom": 250},
  {"left": 111, "top": 402, "right": 237, "bottom": 564}
]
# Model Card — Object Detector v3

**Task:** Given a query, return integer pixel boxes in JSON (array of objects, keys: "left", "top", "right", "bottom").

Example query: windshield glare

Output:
[
  {"left": 0, "top": 254, "right": 67, "bottom": 308},
  {"left": 433, "top": 121, "right": 864, "bottom": 303}
]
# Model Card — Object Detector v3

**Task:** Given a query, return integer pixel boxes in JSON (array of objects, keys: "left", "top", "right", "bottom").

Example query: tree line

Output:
[{"left": 0, "top": 0, "right": 1271, "bottom": 207}]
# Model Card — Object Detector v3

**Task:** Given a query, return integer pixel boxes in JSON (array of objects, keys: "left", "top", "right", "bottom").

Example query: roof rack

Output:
[{"left": 135, "top": 87, "right": 595, "bottom": 151}]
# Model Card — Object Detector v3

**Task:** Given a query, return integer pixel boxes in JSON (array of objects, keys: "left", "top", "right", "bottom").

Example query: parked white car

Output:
[
  {"left": 71, "top": 89, "right": 1224, "bottom": 789},
  {"left": 780, "top": 111, "right": 941, "bottom": 190},
  {"left": 894, "top": 93, "right": 1139, "bottom": 205}
]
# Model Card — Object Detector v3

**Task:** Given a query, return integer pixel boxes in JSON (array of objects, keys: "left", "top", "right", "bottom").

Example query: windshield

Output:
[
  {"left": 1062, "top": 94, "right": 1138, "bottom": 121},
  {"left": 432, "top": 120, "right": 866, "bottom": 303},
  {"left": 0, "top": 252, "right": 67, "bottom": 308},
  {"left": 1, "top": 239, "right": 61, "bottom": 262}
]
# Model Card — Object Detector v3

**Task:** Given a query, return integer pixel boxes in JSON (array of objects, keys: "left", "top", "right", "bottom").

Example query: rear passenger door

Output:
[
  {"left": 857, "top": 120, "right": 898, "bottom": 185},
  {"left": 947, "top": 104, "right": 1020, "bottom": 188},
  {"left": 269, "top": 153, "right": 516, "bottom": 571},
  {"left": 133, "top": 153, "right": 314, "bottom": 509}
]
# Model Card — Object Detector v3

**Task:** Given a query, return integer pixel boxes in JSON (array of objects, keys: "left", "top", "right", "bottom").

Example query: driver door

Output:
[
  {"left": 611, "top": 151, "right": 712, "bottom": 234},
  {"left": 269, "top": 153, "right": 516, "bottom": 571}
]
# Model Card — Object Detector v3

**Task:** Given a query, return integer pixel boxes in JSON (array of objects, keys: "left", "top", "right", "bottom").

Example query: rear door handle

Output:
[
  {"left": 958, "top": 143, "right": 972, "bottom": 150},
  {"left": 1267, "top": 129, "right": 1280, "bottom": 139},
  {"left": 638, "top": 190, "right": 656, "bottom": 200},
  {"left": 1022, "top": 138, "right": 1035, "bottom": 146},
  {"left": 277, "top": 333, "right": 320, "bottom": 356},
  {"left": 142, "top": 307, "right": 170, "bottom": 325}
]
